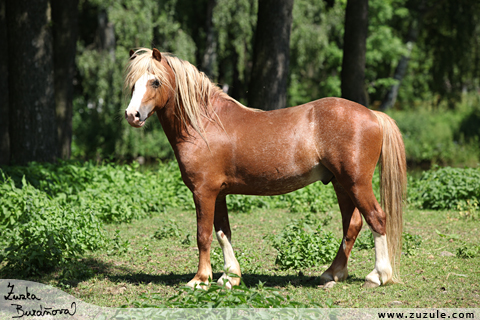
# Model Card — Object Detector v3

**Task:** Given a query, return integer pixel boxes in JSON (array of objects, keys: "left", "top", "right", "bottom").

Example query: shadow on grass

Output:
[
  {"left": 1, "top": 257, "right": 364, "bottom": 290},
  {"left": 241, "top": 272, "right": 365, "bottom": 288},
  {"left": 98, "top": 270, "right": 365, "bottom": 289},
  {"left": 0, "top": 257, "right": 119, "bottom": 288}
]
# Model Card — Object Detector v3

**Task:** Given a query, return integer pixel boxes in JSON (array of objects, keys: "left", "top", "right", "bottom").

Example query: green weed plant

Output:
[
  {"left": 402, "top": 232, "right": 422, "bottom": 257},
  {"left": 153, "top": 219, "right": 182, "bottom": 240},
  {"left": 456, "top": 243, "right": 479, "bottom": 259},
  {"left": 133, "top": 279, "right": 321, "bottom": 308},
  {"left": 107, "top": 230, "right": 132, "bottom": 256},
  {"left": 266, "top": 214, "right": 339, "bottom": 269}
]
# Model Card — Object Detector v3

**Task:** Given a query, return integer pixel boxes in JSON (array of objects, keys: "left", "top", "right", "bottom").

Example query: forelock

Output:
[{"left": 124, "top": 48, "right": 169, "bottom": 95}]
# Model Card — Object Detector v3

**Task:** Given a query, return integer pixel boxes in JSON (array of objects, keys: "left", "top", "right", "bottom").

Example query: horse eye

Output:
[{"left": 152, "top": 79, "right": 160, "bottom": 88}]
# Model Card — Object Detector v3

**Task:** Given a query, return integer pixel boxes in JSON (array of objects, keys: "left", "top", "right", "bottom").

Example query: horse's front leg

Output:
[
  {"left": 187, "top": 190, "right": 216, "bottom": 288},
  {"left": 214, "top": 196, "right": 241, "bottom": 289}
]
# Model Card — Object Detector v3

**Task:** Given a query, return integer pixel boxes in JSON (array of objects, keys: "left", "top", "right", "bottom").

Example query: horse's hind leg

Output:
[
  {"left": 320, "top": 178, "right": 363, "bottom": 285},
  {"left": 214, "top": 196, "right": 241, "bottom": 288},
  {"left": 346, "top": 181, "right": 393, "bottom": 287}
]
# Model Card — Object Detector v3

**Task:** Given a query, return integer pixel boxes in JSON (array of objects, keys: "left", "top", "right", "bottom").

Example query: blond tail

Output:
[{"left": 372, "top": 111, "right": 407, "bottom": 283}]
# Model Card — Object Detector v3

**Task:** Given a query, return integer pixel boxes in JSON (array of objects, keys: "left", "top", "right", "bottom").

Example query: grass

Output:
[
  {"left": 3, "top": 205, "right": 479, "bottom": 308},
  {"left": 1, "top": 162, "right": 479, "bottom": 308}
]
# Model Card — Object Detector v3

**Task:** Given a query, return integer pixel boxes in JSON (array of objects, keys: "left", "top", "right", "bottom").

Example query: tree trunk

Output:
[
  {"left": 379, "top": 45, "right": 412, "bottom": 111},
  {"left": 201, "top": 0, "right": 217, "bottom": 78},
  {"left": 380, "top": 21, "right": 419, "bottom": 111},
  {"left": 6, "top": 0, "right": 58, "bottom": 164},
  {"left": 248, "top": 0, "right": 294, "bottom": 110},
  {"left": 229, "top": 45, "right": 246, "bottom": 102},
  {"left": 341, "top": 0, "right": 369, "bottom": 107},
  {"left": 96, "top": 9, "right": 116, "bottom": 56},
  {"left": 52, "top": 0, "right": 79, "bottom": 160},
  {"left": 0, "top": 0, "right": 9, "bottom": 165}
]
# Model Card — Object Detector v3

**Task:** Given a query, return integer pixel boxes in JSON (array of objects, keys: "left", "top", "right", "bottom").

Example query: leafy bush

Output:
[
  {"left": 0, "top": 160, "right": 381, "bottom": 228},
  {"left": 66, "top": 161, "right": 194, "bottom": 223},
  {"left": 266, "top": 214, "right": 340, "bottom": 269},
  {"left": 1, "top": 160, "right": 98, "bottom": 196},
  {"left": 226, "top": 194, "right": 271, "bottom": 213},
  {"left": 410, "top": 166, "right": 480, "bottom": 210},
  {"left": 277, "top": 183, "right": 338, "bottom": 214},
  {"left": 390, "top": 108, "right": 480, "bottom": 167},
  {"left": 0, "top": 176, "right": 105, "bottom": 275},
  {"left": 227, "top": 182, "right": 338, "bottom": 214},
  {"left": 1, "top": 161, "right": 195, "bottom": 224}
]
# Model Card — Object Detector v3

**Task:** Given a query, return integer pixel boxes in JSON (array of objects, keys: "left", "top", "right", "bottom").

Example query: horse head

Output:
[{"left": 124, "top": 48, "right": 172, "bottom": 128}]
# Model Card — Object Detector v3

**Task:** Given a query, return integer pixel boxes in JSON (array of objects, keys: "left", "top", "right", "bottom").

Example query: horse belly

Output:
[{"left": 231, "top": 162, "right": 333, "bottom": 196}]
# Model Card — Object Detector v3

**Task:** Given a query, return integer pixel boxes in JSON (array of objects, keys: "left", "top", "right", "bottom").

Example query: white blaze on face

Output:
[{"left": 126, "top": 73, "right": 156, "bottom": 121}]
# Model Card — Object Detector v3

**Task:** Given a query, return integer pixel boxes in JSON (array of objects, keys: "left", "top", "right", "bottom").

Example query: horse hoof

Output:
[
  {"left": 319, "top": 274, "right": 334, "bottom": 285},
  {"left": 217, "top": 275, "right": 240, "bottom": 289},
  {"left": 363, "top": 280, "right": 380, "bottom": 288},
  {"left": 217, "top": 278, "right": 232, "bottom": 289},
  {"left": 186, "top": 279, "right": 209, "bottom": 290},
  {"left": 323, "top": 281, "right": 336, "bottom": 289},
  {"left": 319, "top": 267, "right": 348, "bottom": 284}
]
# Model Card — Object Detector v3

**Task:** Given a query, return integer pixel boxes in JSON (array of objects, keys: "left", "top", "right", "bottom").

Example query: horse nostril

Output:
[
  {"left": 135, "top": 111, "right": 140, "bottom": 119},
  {"left": 124, "top": 110, "right": 128, "bottom": 119}
]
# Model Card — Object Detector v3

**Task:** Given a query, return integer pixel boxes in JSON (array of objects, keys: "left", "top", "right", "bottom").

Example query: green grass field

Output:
[
  {"left": 1, "top": 162, "right": 479, "bottom": 309},
  {"left": 8, "top": 206, "right": 479, "bottom": 309}
]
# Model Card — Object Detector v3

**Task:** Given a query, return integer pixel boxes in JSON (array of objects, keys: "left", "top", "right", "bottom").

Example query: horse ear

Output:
[
  {"left": 152, "top": 48, "right": 162, "bottom": 62},
  {"left": 129, "top": 49, "right": 136, "bottom": 60}
]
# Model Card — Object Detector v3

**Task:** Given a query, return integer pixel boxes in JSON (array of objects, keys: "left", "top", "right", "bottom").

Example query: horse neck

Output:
[
  {"left": 156, "top": 88, "right": 229, "bottom": 147},
  {"left": 155, "top": 97, "right": 184, "bottom": 147},
  {"left": 159, "top": 90, "right": 245, "bottom": 152}
]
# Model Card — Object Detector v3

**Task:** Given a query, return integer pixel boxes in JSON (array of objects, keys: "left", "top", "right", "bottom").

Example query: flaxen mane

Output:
[{"left": 124, "top": 48, "right": 230, "bottom": 137}]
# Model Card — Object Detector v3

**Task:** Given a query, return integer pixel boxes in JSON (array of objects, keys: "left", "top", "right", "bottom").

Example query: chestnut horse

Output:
[{"left": 124, "top": 48, "right": 407, "bottom": 289}]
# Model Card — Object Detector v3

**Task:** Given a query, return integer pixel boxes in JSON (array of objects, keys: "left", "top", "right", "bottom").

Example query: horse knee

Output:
[{"left": 197, "top": 230, "right": 213, "bottom": 249}]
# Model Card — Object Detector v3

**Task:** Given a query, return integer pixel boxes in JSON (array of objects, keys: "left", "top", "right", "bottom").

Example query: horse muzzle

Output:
[{"left": 125, "top": 109, "right": 146, "bottom": 128}]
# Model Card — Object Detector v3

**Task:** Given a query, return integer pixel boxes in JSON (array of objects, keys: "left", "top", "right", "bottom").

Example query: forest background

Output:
[{"left": 1, "top": 0, "right": 480, "bottom": 168}]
